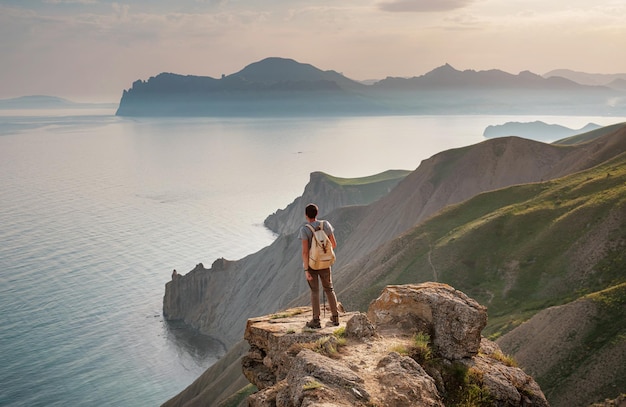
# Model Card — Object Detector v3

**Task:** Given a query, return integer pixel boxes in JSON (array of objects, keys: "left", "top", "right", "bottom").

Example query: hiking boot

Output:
[
  {"left": 330, "top": 314, "right": 339, "bottom": 326},
  {"left": 305, "top": 318, "right": 321, "bottom": 329}
]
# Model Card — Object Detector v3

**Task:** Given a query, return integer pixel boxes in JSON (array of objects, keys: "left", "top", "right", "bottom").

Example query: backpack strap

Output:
[
  {"left": 305, "top": 221, "right": 325, "bottom": 244},
  {"left": 306, "top": 221, "right": 324, "bottom": 233}
]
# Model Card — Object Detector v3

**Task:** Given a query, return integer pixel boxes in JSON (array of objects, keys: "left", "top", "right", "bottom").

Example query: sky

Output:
[{"left": 1, "top": 0, "right": 625, "bottom": 102}]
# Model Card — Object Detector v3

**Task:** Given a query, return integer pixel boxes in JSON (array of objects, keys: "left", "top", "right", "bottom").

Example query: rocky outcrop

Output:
[
  {"left": 241, "top": 283, "right": 548, "bottom": 407},
  {"left": 367, "top": 284, "right": 487, "bottom": 360}
]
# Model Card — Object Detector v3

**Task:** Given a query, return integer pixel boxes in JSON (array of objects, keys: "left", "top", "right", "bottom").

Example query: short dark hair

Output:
[{"left": 305, "top": 203, "right": 318, "bottom": 219}]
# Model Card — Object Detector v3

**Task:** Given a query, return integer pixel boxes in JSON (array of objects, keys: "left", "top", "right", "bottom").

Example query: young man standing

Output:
[{"left": 299, "top": 203, "right": 340, "bottom": 328}]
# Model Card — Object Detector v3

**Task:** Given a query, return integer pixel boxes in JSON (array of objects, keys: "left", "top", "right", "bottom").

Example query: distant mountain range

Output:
[
  {"left": 116, "top": 57, "right": 626, "bottom": 117},
  {"left": 483, "top": 121, "right": 601, "bottom": 141},
  {"left": 373, "top": 62, "right": 589, "bottom": 90},
  {"left": 0, "top": 95, "right": 116, "bottom": 109},
  {"left": 543, "top": 69, "right": 626, "bottom": 90},
  {"left": 0, "top": 95, "right": 82, "bottom": 109}
]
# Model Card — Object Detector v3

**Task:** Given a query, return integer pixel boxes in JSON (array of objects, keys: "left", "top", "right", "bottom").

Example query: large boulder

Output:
[
  {"left": 375, "top": 352, "right": 443, "bottom": 407},
  {"left": 367, "top": 282, "right": 487, "bottom": 360}
]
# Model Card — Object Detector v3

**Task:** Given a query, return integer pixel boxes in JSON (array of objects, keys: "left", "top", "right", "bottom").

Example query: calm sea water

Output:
[{"left": 1, "top": 109, "right": 623, "bottom": 406}]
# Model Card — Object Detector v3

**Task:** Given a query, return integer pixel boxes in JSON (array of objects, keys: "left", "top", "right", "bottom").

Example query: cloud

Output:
[
  {"left": 43, "top": 0, "right": 97, "bottom": 4},
  {"left": 112, "top": 2, "right": 130, "bottom": 21},
  {"left": 378, "top": 0, "right": 475, "bottom": 12}
]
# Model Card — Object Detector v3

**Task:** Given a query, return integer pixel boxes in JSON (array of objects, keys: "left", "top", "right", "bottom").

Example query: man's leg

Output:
[
  {"left": 308, "top": 269, "right": 321, "bottom": 320},
  {"left": 318, "top": 268, "right": 339, "bottom": 318}
]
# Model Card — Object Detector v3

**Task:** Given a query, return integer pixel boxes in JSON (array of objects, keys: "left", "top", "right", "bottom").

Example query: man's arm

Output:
[
  {"left": 301, "top": 239, "right": 309, "bottom": 268},
  {"left": 302, "top": 239, "right": 313, "bottom": 281}
]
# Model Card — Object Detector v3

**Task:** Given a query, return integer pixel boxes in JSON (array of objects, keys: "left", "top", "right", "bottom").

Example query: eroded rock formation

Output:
[{"left": 241, "top": 282, "right": 548, "bottom": 406}]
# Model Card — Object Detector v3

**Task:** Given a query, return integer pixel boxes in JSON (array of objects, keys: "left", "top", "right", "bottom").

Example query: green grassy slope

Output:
[
  {"left": 323, "top": 169, "right": 413, "bottom": 186},
  {"left": 316, "top": 169, "right": 412, "bottom": 203},
  {"left": 343, "top": 151, "right": 626, "bottom": 339},
  {"left": 544, "top": 283, "right": 626, "bottom": 405},
  {"left": 496, "top": 282, "right": 626, "bottom": 407}
]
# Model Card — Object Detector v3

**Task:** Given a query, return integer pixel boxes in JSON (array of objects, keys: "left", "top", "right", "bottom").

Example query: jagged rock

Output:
[
  {"left": 589, "top": 394, "right": 626, "bottom": 407},
  {"left": 240, "top": 284, "right": 547, "bottom": 407},
  {"left": 375, "top": 352, "right": 443, "bottom": 407},
  {"left": 367, "top": 282, "right": 487, "bottom": 360},
  {"left": 345, "top": 312, "right": 377, "bottom": 339},
  {"left": 462, "top": 338, "right": 549, "bottom": 406},
  {"left": 248, "top": 381, "right": 287, "bottom": 407},
  {"left": 286, "top": 349, "right": 368, "bottom": 406},
  {"left": 242, "top": 307, "right": 362, "bottom": 390}
]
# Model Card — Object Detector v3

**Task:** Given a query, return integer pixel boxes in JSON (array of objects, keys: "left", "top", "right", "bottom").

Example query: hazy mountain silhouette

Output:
[
  {"left": 0, "top": 95, "right": 73, "bottom": 108},
  {"left": 483, "top": 121, "right": 601, "bottom": 141},
  {"left": 544, "top": 68, "right": 626, "bottom": 89},
  {"left": 608, "top": 77, "right": 626, "bottom": 90},
  {"left": 115, "top": 57, "right": 626, "bottom": 116},
  {"left": 0, "top": 95, "right": 114, "bottom": 109},
  {"left": 372, "top": 63, "right": 587, "bottom": 90},
  {"left": 229, "top": 57, "right": 365, "bottom": 91}
]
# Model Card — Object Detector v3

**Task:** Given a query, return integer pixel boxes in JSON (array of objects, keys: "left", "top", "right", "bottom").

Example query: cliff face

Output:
[
  {"left": 163, "top": 237, "right": 309, "bottom": 346},
  {"left": 241, "top": 283, "right": 548, "bottom": 407},
  {"left": 264, "top": 170, "right": 410, "bottom": 235}
]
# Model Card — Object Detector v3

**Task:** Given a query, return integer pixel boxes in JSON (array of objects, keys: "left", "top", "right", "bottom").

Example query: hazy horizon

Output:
[{"left": 1, "top": 1, "right": 625, "bottom": 103}]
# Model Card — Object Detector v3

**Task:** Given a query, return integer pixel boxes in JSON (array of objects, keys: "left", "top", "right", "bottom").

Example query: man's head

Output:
[{"left": 305, "top": 203, "right": 318, "bottom": 220}]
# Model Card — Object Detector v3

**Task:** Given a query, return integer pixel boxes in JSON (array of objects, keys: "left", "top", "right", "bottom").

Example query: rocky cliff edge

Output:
[{"left": 241, "top": 282, "right": 548, "bottom": 407}]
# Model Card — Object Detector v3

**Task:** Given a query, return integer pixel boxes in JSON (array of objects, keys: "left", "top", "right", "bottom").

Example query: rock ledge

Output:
[{"left": 241, "top": 282, "right": 549, "bottom": 407}]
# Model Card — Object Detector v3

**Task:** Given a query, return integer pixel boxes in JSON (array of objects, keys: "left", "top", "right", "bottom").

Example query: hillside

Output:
[
  {"left": 327, "top": 148, "right": 626, "bottom": 407},
  {"left": 116, "top": 57, "right": 626, "bottom": 116},
  {"left": 325, "top": 125, "right": 626, "bottom": 273},
  {"left": 334, "top": 144, "right": 626, "bottom": 323},
  {"left": 498, "top": 283, "right": 626, "bottom": 406},
  {"left": 554, "top": 122, "right": 626, "bottom": 145},
  {"left": 162, "top": 123, "right": 626, "bottom": 406}
]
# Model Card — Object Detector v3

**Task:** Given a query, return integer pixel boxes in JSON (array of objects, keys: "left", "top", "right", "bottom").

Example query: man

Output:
[{"left": 299, "top": 203, "right": 340, "bottom": 328}]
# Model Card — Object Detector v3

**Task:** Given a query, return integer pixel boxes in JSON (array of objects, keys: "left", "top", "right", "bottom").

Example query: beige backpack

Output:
[{"left": 306, "top": 221, "right": 336, "bottom": 270}]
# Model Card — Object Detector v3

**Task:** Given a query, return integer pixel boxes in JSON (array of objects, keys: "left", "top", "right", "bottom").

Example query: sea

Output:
[{"left": 1, "top": 108, "right": 624, "bottom": 406}]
